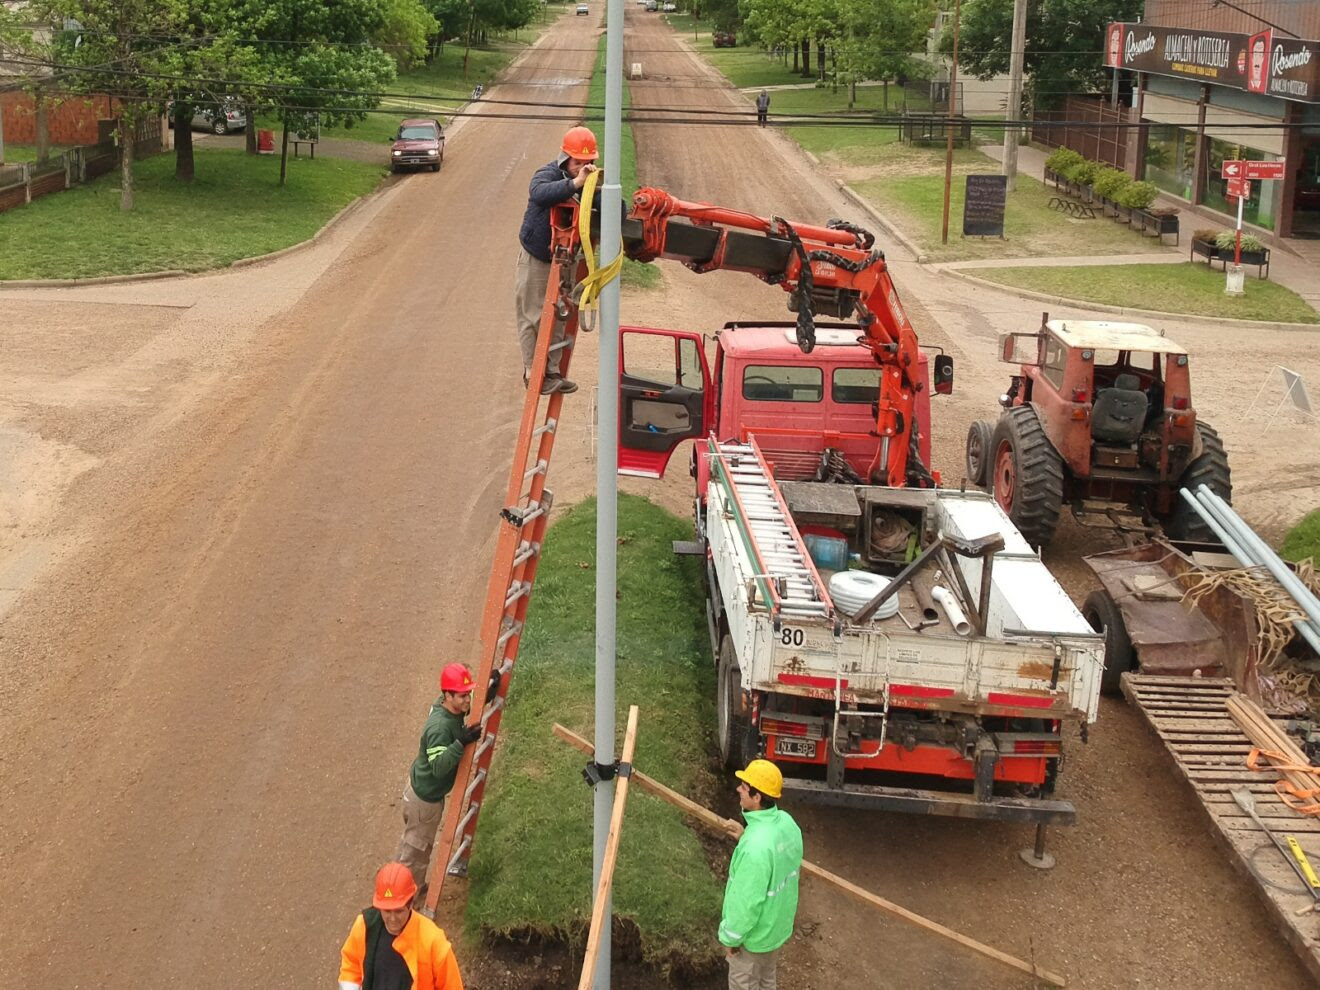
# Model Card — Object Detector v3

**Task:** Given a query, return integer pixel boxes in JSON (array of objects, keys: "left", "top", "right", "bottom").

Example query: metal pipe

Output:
[
  {"left": 1193, "top": 486, "right": 1320, "bottom": 657},
  {"left": 1179, "top": 489, "right": 1250, "bottom": 559}
]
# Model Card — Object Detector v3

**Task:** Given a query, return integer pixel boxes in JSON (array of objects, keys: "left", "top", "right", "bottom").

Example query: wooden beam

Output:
[
  {"left": 576, "top": 706, "right": 641, "bottom": 990},
  {"left": 552, "top": 723, "right": 1066, "bottom": 987}
]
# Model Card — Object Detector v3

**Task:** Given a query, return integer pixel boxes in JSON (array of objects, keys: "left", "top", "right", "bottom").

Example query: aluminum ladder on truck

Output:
[
  {"left": 420, "top": 235, "right": 587, "bottom": 917},
  {"left": 709, "top": 439, "right": 833, "bottom": 622}
]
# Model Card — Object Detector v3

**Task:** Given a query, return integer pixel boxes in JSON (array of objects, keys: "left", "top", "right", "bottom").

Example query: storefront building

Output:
[{"left": 1106, "top": 2, "right": 1320, "bottom": 239}]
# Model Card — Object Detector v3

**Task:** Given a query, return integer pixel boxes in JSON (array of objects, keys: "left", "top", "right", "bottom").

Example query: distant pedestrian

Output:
[
  {"left": 338, "top": 861, "right": 464, "bottom": 990},
  {"left": 395, "top": 663, "right": 482, "bottom": 904},
  {"left": 756, "top": 90, "right": 770, "bottom": 127},
  {"left": 514, "top": 125, "right": 600, "bottom": 396},
  {"left": 719, "top": 759, "right": 803, "bottom": 990}
]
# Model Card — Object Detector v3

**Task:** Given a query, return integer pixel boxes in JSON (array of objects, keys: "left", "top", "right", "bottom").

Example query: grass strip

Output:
[
  {"left": 465, "top": 494, "right": 723, "bottom": 975},
  {"left": 585, "top": 33, "right": 661, "bottom": 289},
  {"left": 1283, "top": 509, "right": 1320, "bottom": 561},
  {"left": 970, "top": 262, "right": 1319, "bottom": 324},
  {"left": 0, "top": 149, "right": 383, "bottom": 280}
]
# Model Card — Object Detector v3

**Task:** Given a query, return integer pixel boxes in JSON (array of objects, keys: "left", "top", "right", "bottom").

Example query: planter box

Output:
[
  {"left": 1044, "top": 167, "right": 1062, "bottom": 188},
  {"left": 1133, "top": 208, "right": 1179, "bottom": 245},
  {"left": 1190, "top": 238, "right": 1270, "bottom": 278}
]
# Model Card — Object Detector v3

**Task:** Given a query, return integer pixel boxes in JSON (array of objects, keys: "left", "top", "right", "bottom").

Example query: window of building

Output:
[
  {"left": 1143, "top": 123, "right": 1197, "bottom": 200},
  {"left": 1202, "top": 138, "right": 1279, "bottom": 230},
  {"left": 742, "top": 365, "right": 823, "bottom": 402}
]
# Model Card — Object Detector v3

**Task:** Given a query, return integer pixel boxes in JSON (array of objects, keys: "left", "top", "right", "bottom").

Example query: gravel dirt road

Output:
[{"left": 1, "top": 5, "right": 1316, "bottom": 988}]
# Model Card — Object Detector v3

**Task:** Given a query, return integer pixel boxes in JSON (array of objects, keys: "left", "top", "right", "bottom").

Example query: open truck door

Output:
[{"left": 618, "top": 327, "right": 714, "bottom": 479}]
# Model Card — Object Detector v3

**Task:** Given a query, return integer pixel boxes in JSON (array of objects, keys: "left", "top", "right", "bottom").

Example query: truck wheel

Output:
[
  {"left": 1164, "top": 422, "right": 1231, "bottom": 542},
  {"left": 1082, "top": 590, "right": 1135, "bottom": 695},
  {"left": 990, "top": 406, "right": 1064, "bottom": 549},
  {"left": 965, "top": 420, "right": 994, "bottom": 487},
  {"left": 717, "top": 635, "right": 754, "bottom": 770}
]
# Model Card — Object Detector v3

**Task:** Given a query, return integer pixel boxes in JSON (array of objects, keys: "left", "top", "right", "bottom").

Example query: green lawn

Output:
[
  {"left": 971, "top": 262, "right": 1320, "bottom": 324},
  {"left": 465, "top": 494, "right": 723, "bottom": 974},
  {"left": 0, "top": 149, "right": 384, "bottom": 280},
  {"left": 1282, "top": 509, "right": 1320, "bottom": 561},
  {"left": 854, "top": 162, "right": 1184, "bottom": 262},
  {"left": 585, "top": 34, "right": 660, "bottom": 289}
]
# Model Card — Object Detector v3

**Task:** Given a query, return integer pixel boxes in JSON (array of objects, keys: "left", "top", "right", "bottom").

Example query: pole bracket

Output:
[{"left": 582, "top": 760, "right": 626, "bottom": 787}]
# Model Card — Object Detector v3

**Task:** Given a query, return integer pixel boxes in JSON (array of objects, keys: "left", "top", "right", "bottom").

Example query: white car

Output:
[
  {"left": 576, "top": 3, "right": 589, "bottom": 13},
  {"left": 661, "top": 1, "right": 676, "bottom": 9}
]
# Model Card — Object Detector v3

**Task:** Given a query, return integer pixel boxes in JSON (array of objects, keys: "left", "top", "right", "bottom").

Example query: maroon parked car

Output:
[{"left": 390, "top": 118, "right": 445, "bottom": 173}]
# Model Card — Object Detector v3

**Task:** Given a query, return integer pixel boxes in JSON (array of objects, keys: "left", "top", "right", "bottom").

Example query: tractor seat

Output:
[{"left": 1091, "top": 373, "right": 1148, "bottom": 445}]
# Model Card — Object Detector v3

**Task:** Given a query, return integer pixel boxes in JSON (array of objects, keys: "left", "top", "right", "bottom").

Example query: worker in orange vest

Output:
[{"left": 339, "top": 861, "right": 464, "bottom": 990}]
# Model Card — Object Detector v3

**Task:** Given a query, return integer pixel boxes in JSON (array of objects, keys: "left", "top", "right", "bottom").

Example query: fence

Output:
[
  {"left": 1032, "top": 96, "right": 1128, "bottom": 170},
  {"left": 0, "top": 118, "right": 162, "bottom": 216}
]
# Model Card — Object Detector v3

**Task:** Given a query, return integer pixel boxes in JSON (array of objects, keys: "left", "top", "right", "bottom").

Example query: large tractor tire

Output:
[
  {"left": 990, "top": 405, "right": 1065, "bottom": 549},
  {"left": 717, "top": 635, "right": 756, "bottom": 771},
  {"left": 1164, "top": 422, "right": 1231, "bottom": 542},
  {"left": 1082, "top": 590, "right": 1136, "bottom": 695},
  {"left": 965, "top": 420, "right": 994, "bottom": 488}
]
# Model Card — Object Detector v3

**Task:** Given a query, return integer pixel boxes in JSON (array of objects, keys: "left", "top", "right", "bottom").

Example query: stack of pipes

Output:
[
  {"left": 1179, "top": 485, "right": 1320, "bottom": 660},
  {"left": 1226, "top": 692, "right": 1318, "bottom": 788}
]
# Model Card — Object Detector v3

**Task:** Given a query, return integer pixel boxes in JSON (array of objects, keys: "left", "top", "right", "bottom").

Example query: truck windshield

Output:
[
  {"left": 398, "top": 126, "right": 436, "bottom": 140},
  {"left": 832, "top": 368, "right": 880, "bottom": 404},
  {"left": 741, "top": 365, "right": 822, "bottom": 402}
]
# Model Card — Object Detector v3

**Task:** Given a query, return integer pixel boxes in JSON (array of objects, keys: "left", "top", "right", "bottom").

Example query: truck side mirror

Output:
[{"left": 933, "top": 354, "right": 954, "bottom": 395}]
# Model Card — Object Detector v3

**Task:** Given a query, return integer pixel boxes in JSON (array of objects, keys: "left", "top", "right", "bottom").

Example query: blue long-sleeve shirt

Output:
[{"left": 518, "top": 159, "right": 577, "bottom": 262}]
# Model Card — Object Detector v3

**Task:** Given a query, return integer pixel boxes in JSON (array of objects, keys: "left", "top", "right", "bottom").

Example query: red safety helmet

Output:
[
  {"left": 561, "top": 125, "right": 599, "bottom": 161},
  {"left": 440, "top": 662, "right": 475, "bottom": 693},
  {"left": 373, "top": 862, "right": 417, "bottom": 910}
]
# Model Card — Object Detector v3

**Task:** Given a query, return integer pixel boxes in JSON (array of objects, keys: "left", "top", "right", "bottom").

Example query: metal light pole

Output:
[
  {"left": 592, "top": 0, "right": 625, "bottom": 986},
  {"left": 940, "top": 0, "right": 962, "bottom": 245}
]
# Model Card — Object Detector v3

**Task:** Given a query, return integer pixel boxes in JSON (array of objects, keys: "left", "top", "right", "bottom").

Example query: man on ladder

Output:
[{"left": 396, "top": 663, "right": 482, "bottom": 904}]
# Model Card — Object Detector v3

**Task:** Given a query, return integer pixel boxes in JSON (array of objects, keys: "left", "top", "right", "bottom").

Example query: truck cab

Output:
[{"left": 618, "top": 322, "right": 934, "bottom": 485}]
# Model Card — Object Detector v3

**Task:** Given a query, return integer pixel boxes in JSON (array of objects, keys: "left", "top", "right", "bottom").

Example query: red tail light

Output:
[
  {"left": 1012, "top": 739, "right": 1061, "bottom": 755},
  {"left": 761, "top": 718, "right": 809, "bottom": 737},
  {"left": 1171, "top": 396, "right": 1189, "bottom": 410},
  {"left": 1071, "top": 388, "right": 1088, "bottom": 402}
]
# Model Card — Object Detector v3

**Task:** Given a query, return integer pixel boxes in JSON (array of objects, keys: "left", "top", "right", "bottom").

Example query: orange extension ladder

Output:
[{"left": 422, "top": 199, "right": 595, "bottom": 916}]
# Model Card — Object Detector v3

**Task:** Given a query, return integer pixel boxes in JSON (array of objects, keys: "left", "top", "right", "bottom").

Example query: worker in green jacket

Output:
[
  {"left": 395, "top": 663, "right": 482, "bottom": 903},
  {"left": 718, "top": 759, "right": 803, "bottom": 990}
]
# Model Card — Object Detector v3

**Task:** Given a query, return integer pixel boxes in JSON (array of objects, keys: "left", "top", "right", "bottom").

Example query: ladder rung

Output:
[
  {"left": 547, "top": 339, "right": 573, "bottom": 354},
  {"left": 533, "top": 418, "right": 558, "bottom": 438},
  {"left": 512, "top": 541, "right": 539, "bottom": 568},
  {"left": 505, "top": 581, "right": 531, "bottom": 608},
  {"left": 454, "top": 801, "right": 480, "bottom": 836},
  {"left": 463, "top": 768, "right": 487, "bottom": 803},
  {"left": 474, "top": 732, "right": 497, "bottom": 761},
  {"left": 446, "top": 835, "right": 473, "bottom": 876},
  {"left": 482, "top": 695, "right": 506, "bottom": 724},
  {"left": 523, "top": 460, "right": 547, "bottom": 482},
  {"left": 496, "top": 621, "right": 524, "bottom": 650}
]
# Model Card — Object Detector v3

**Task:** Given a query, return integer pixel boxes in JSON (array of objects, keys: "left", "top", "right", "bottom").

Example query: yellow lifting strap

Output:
[{"left": 575, "top": 168, "right": 625, "bottom": 312}]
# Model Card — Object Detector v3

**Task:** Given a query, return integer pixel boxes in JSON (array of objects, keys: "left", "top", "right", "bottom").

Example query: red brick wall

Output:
[{"left": 1, "top": 90, "right": 117, "bottom": 145}]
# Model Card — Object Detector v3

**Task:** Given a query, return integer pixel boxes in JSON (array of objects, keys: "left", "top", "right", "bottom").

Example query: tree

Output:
[
  {"left": 25, "top": 0, "right": 188, "bottom": 210},
  {"left": 223, "top": 0, "right": 397, "bottom": 185},
  {"left": 835, "top": 0, "right": 935, "bottom": 108},
  {"left": 375, "top": 0, "right": 439, "bottom": 70},
  {"left": 942, "top": 0, "right": 1142, "bottom": 109}
]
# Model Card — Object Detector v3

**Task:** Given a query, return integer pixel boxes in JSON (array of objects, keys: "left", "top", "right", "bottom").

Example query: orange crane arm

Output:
[{"left": 610, "top": 187, "right": 931, "bottom": 487}]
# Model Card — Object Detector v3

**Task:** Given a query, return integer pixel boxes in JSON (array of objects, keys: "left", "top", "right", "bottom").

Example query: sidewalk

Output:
[{"left": 976, "top": 142, "right": 1320, "bottom": 310}]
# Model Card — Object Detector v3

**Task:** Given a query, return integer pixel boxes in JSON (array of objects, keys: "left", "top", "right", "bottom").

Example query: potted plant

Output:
[
  {"left": 1044, "top": 147, "right": 1082, "bottom": 188},
  {"left": 1092, "top": 167, "right": 1131, "bottom": 218},
  {"left": 1122, "top": 181, "right": 1178, "bottom": 241},
  {"left": 1066, "top": 159, "right": 1101, "bottom": 201},
  {"left": 1214, "top": 230, "right": 1270, "bottom": 272},
  {"left": 1190, "top": 228, "right": 1219, "bottom": 263}
]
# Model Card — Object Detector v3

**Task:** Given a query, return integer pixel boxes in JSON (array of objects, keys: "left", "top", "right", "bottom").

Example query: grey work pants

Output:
[
  {"left": 727, "top": 946, "right": 780, "bottom": 990},
  {"left": 395, "top": 778, "right": 444, "bottom": 890},
  {"left": 514, "top": 248, "right": 565, "bottom": 376}
]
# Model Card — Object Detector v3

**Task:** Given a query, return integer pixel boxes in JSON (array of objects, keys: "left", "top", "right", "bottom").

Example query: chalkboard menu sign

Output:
[{"left": 963, "top": 174, "right": 1007, "bottom": 237}]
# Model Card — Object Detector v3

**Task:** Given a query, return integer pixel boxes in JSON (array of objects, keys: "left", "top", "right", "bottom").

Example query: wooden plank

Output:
[
  {"left": 1142, "top": 701, "right": 1235, "bottom": 711},
  {"left": 550, "top": 722, "right": 1069, "bottom": 988},
  {"left": 1131, "top": 688, "right": 1235, "bottom": 698},
  {"left": 1126, "top": 674, "right": 1234, "bottom": 686},
  {"left": 1213, "top": 815, "right": 1320, "bottom": 833}
]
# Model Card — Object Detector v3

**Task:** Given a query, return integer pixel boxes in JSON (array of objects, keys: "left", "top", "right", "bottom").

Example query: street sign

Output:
[
  {"left": 1222, "top": 159, "right": 1285, "bottom": 181},
  {"left": 1226, "top": 177, "right": 1252, "bottom": 200},
  {"left": 1243, "top": 160, "right": 1286, "bottom": 181}
]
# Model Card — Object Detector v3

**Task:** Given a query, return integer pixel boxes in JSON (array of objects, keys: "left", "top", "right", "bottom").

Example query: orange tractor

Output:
[{"left": 966, "top": 316, "right": 1231, "bottom": 548}]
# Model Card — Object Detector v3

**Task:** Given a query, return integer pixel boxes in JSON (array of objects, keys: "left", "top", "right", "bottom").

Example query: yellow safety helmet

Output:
[{"left": 735, "top": 759, "right": 783, "bottom": 799}]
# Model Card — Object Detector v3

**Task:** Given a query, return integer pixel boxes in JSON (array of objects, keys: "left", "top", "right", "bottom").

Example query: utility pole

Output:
[
  {"left": 940, "top": 0, "right": 962, "bottom": 245},
  {"left": 592, "top": 0, "right": 624, "bottom": 986},
  {"left": 1001, "top": 0, "right": 1027, "bottom": 191}
]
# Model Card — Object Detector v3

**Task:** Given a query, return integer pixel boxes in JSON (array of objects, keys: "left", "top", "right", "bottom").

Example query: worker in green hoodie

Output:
[{"left": 718, "top": 759, "right": 804, "bottom": 989}]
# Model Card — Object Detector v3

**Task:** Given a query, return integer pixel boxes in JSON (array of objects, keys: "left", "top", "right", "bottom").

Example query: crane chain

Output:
[
  {"left": 774, "top": 216, "right": 817, "bottom": 354},
  {"left": 826, "top": 218, "right": 877, "bottom": 251},
  {"left": 806, "top": 248, "right": 886, "bottom": 274}
]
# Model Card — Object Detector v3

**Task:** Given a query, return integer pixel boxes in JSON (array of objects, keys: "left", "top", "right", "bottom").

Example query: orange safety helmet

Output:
[
  {"left": 373, "top": 861, "right": 418, "bottom": 910},
  {"left": 440, "top": 662, "right": 475, "bottom": 693},
  {"left": 561, "top": 125, "right": 599, "bottom": 161}
]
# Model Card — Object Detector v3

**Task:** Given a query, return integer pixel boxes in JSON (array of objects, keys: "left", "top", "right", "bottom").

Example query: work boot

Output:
[{"left": 543, "top": 374, "right": 577, "bottom": 395}]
